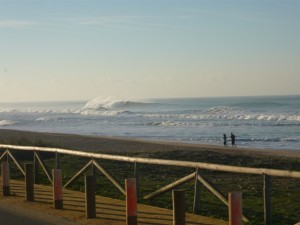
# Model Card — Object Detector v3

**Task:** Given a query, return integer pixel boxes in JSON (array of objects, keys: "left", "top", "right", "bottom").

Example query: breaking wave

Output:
[
  {"left": 238, "top": 137, "right": 300, "bottom": 143},
  {"left": 0, "top": 120, "right": 17, "bottom": 126},
  {"left": 146, "top": 121, "right": 194, "bottom": 127},
  {"left": 83, "top": 97, "right": 160, "bottom": 110},
  {"left": 0, "top": 95, "right": 299, "bottom": 150},
  {"left": 80, "top": 109, "right": 133, "bottom": 116},
  {"left": 143, "top": 106, "right": 300, "bottom": 122},
  {"left": 0, "top": 108, "right": 81, "bottom": 114},
  {"left": 36, "top": 117, "right": 56, "bottom": 122}
]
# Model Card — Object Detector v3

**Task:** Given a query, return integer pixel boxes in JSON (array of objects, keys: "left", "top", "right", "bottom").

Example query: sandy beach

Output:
[{"left": 0, "top": 129, "right": 299, "bottom": 161}]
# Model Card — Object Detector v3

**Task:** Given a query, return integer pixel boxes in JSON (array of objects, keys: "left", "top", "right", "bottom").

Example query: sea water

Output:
[{"left": 0, "top": 95, "right": 299, "bottom": 151}]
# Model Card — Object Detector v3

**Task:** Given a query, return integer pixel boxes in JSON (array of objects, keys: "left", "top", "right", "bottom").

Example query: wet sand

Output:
[{"left": 0, "top": 129, "right": 299, "bottom": 160}]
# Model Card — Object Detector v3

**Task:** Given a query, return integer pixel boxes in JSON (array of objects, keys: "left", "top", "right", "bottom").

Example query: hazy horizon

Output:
[
  {"left": 1, "top": 0, "right": 300, "bottom": 102},
  {"left": 0, "top": 93, "right": 299, "bottom": 104}
]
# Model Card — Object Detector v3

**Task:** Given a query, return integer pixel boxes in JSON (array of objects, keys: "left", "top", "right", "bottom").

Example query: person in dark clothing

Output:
[
  {"left": 231, "top": 132, "right": 236, "bottom": 147},
  {"left": 223, "top": 134, "right": 228, "bottom": 147}
]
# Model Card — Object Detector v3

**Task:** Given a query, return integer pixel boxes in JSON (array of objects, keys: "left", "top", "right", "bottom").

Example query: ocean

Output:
[{"left": 0, "top": 95, "right": 299, "bottom": 151}]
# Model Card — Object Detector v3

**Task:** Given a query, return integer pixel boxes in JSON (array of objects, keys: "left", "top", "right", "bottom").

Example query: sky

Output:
[{"left": 0, "top": 0, "right": 300, "bottom": 102}]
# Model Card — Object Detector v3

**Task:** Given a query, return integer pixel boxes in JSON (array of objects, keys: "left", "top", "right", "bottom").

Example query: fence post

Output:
[
  {"left": 228, "top": 191, "right": 242, "bottom": 225},
  {"left": 193, "top": 167, "right": 201, "bottom": 213},
  {"left": 53, "top": 169, "right": 63, "bottom": 209},
  {"left": 91, "top": 160, "right": 96, "bottom": 175},
  {"left": 25, "top": 163, "right": 34, "bottom": 201},
  {"left": 1, "top": 160, "right": 10, "bottom": 196},
  {"left": 85, "top": 175, "right": 96, "bottom": 218},
  {"left": 172, "top": 189, "right": 186, "bottom": 225},
  {"left": 34, "top": 152, "right": 39, "bottom": 184},
  {"left": 134, "top": 162, "right": 141, "bottom": 200},
  {"left": 264, "top": 174, "right": 271, "bottom": 225},
  {"left": 125, "top": 178, "right": 137, "bottom": 225},
  {"left": 55, "top": 152, "right": 61, "bottom": 169}
]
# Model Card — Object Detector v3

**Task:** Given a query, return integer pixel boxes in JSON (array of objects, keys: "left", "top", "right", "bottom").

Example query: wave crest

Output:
[
  {"left": 238, "top": 137, "right": 300, "bottom": 143},
  {"left": 143, "top": 106, "right": 300, "bottom": 122},
  {"left": 81, "top": 109, "right": 132, "bottom": 116},
  {"left": 0, "top": 120, "right": 17, "bottom": 126},
  {"left": 83, "top": 97, "right": 158, "bottom": 110}
]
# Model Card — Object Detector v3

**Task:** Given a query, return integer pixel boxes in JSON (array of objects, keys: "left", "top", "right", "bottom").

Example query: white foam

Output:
[
  {"left": 282, "top": 136, "right": 300, "bottom": 142},
  {"left": 83, "top": 96, "right": 156, "bottom": 110},
  {"left": 0, "top": 120, "right": 17, "bottom": 126},
  {"left": 36, "top": 117, "right": 54, "bottom": 122},
  {"left": 83, "top": 97, "right": 135, "bottom": 110},
  {"left": 0, "top": 108, "right": 80, "bottom": 114},
  {"left": 83, "top": 97, "right": 114, "bottom": 110},
  {"left": 143, "top": 110, "right": 300, "bottom": 122},
  {"left": 81, "top": 109, "right": 129, "bottom": 116}
]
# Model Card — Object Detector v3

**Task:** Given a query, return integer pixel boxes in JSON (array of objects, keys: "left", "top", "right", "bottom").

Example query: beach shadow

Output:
[
  {"left": 139, "top": 211, "right": 172, "bottom": 216},
  {"left": 35, "top": 199, "right": 52, "bottom": 204},
  {"left": 96, "top": 216, "right": 124, "bottom": 223},
  {"left": 96, "top": 205, "right": 124, "bottom": 213},
  {"left": 62, "top": 207, "right": 85, "bottom": 213},
  {"left": 96, "top": 211, "right": 124, "bottom": 218},
  {"left": 63, "top": 199, "right": 85, "bottom": 204},
  {"left": 35, "top": 189, "right": 52, "bottom": 194}
]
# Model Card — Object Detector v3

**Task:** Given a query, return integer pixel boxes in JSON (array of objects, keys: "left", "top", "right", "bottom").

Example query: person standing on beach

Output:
[
  {"left": 223, "top": 134, "right": 228, "bottom": 147},
  {"left": 231, "top": 132, "right": 236, "bottom": 147}
]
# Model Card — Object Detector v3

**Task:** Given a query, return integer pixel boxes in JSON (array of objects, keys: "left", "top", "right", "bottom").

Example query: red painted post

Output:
[
  {"left": 52, "top": 169, "right": 63, "bottom": 209},
  {"left": 125, "top": 178, "right": 137, "bottom": 225},
  {"left": 1, "top": 161, "right": 10, "bottom": 196},
  {"left": 228, "top": 192, "right": 243, "bottom": 225}
]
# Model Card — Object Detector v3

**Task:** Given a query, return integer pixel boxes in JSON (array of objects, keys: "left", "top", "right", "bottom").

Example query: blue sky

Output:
[{"left": 0, "top": 0, "right": 299, "bottom": 102}]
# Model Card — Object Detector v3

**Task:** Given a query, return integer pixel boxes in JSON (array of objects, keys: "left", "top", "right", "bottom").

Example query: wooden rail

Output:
[
  {"left": 1, "top": 143, "right": 300, "bottom": 224},
  {"left": 1, "top": 144, "right": 300, "bottom": 178}
]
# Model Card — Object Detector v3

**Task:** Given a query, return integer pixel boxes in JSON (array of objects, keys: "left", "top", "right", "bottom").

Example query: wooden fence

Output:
[{"left": 1, "top": 144, "right": 300, "bottom": 225}]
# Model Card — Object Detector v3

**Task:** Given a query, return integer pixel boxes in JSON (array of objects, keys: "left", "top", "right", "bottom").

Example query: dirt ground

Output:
[{"left": 0, "top": 179, "right": 227, "bottom": 225}]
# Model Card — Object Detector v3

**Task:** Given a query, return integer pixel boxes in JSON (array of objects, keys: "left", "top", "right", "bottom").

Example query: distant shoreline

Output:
[
  {"left": 1, "top": 95, "right": 299, "bottom": 151},
  {"left": 0, "top": 129, "right": 299, "bottom": 159}
]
